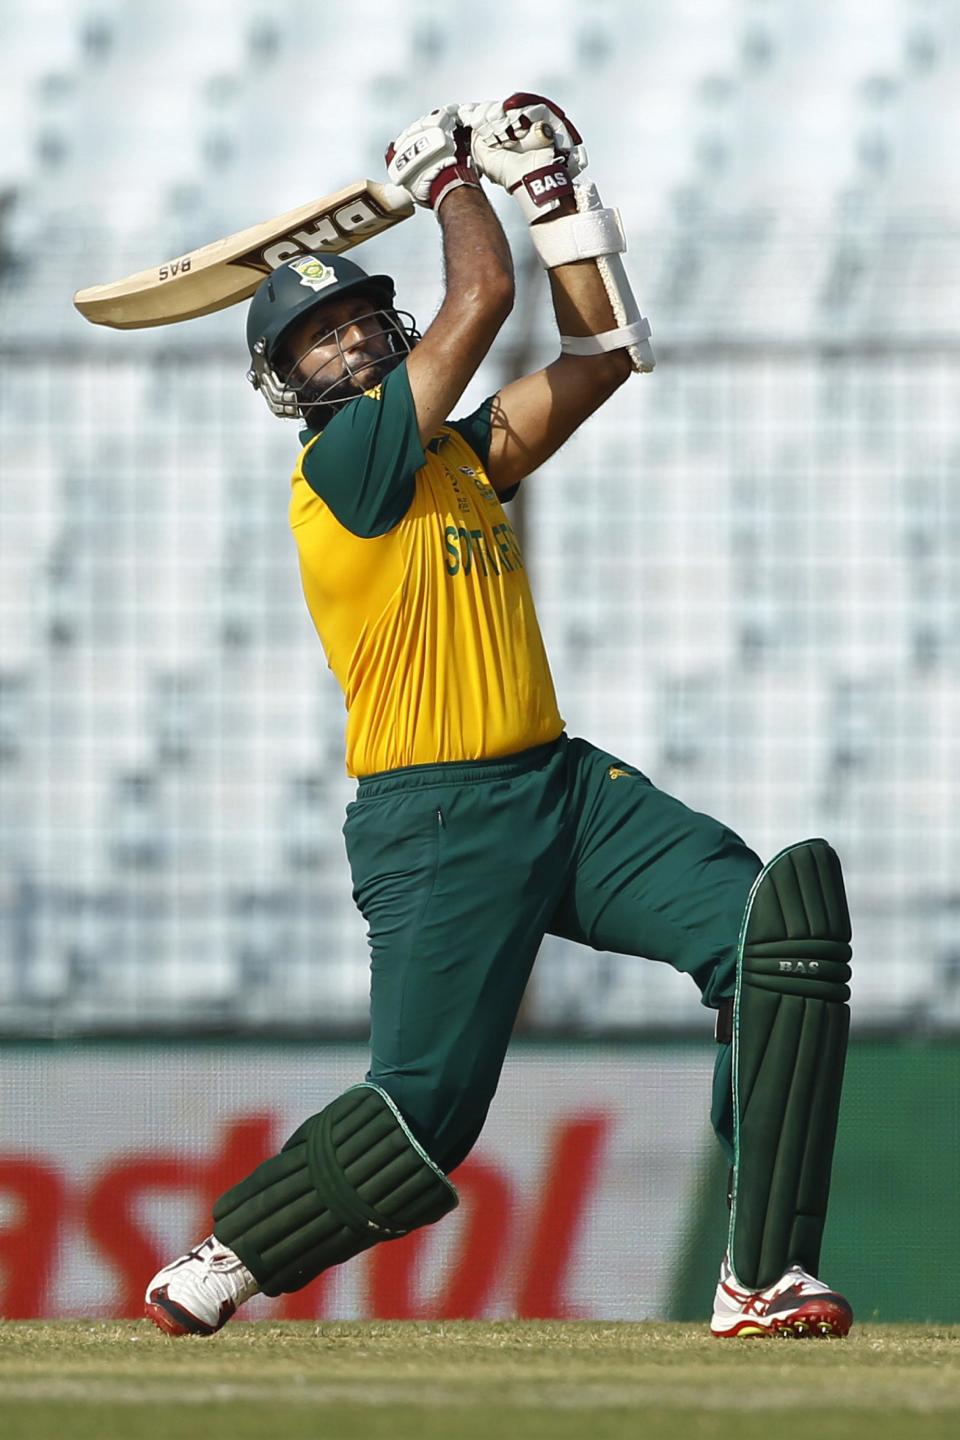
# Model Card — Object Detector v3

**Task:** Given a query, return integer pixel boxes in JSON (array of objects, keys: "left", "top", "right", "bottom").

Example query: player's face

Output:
[{"left": 280, "top": 295, "right": 397, "bottom": 403}]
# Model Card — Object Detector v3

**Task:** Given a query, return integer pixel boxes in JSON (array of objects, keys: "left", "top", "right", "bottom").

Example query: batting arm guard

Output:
[
  {"left": 213, "top": 1084, "right": 457, "bottom": 1295},
  {"left": 529, "top": 179, "right": 655, "bottom": 373},
  {"left": 727, "top": 839, "right": 852, "bottom": 1291}
]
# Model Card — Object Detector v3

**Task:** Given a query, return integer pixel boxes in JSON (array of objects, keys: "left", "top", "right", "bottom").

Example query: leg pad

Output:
[
  {"left": 213, "top": 1084, "right": 458, "bottom": 1295},
  {"left": 730, "top": 839, "right": 851, "bottom": 1290}
]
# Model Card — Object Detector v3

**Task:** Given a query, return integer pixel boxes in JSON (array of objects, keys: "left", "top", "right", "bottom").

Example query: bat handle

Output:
[{"left": 380, "top": 183, "right": 416, "bottom": 215}]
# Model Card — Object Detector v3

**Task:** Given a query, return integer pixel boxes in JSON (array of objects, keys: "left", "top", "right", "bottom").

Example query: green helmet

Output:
[
  {"left": 245, "top": 253, "right": 395, "bottom": 367},
  {"left": 245, "top": 254, "right": 416, "bottom": 424}
]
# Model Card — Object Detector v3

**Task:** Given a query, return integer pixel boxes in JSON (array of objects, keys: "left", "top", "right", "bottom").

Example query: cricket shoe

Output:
[
  {"left": 145, "top": 1235, "right": 261, "bottom": 1336},
  {"left": 711, "top": 1253, "right": 853, "bottom": 1338}
]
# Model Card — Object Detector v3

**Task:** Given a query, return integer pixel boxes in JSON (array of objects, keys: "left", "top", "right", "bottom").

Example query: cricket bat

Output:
[{"left": 73, "top": 180, "right": 414, "bottom": 330}]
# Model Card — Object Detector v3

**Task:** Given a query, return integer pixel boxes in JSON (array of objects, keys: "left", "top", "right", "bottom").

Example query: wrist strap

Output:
[
  {"left": 509, "top": 158, "right": 573, "bottom": 223},
  {"left": 430, "top": 165, "right": 481, "bottom": 211}
]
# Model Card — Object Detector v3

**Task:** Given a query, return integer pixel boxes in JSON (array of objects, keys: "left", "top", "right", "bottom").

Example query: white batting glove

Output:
[
  {"left": 459, "top": 93, "right": 588, "bottom": 223},
  {"left": 385, "top": 104, "right": 480, "bottom": 213}
]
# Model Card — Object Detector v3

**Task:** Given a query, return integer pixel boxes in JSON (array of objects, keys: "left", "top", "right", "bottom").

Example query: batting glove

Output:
[
  {"left": 385, "top": 104, "right": 481, "bottom": 213},
  {"left": 459, "top": 93, "right": 588, "bottom": 223}
]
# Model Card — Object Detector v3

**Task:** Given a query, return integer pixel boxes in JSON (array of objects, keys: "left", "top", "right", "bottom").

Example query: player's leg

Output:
[
  {"left": 146, "top": 1081, "right": 459, "bottom": 1337},
  {"left": 549, "top": 740, "right": 759, "bottom": 1157},
  {"left": 350, "top": 745, "right": 572, "bottom": 1174},
  {"left": 709, "top": 838, "right": 853, "bottom": 1337},
  {"left": 147, "top": 742, "right": 571, "bottom": 1335},
  {"left": 549, "top": 738, "right": 853, "bottom": 1336},
  {"left": 546, "top": 741, "right": 754, "bottom": 1233}
]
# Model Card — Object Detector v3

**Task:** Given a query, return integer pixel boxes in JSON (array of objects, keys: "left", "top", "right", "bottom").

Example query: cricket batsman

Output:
[{"left": 145, "top": 96, "right": 854, "bottom": 1339}]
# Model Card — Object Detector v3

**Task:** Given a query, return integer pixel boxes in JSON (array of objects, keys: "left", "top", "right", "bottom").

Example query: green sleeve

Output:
[
  {"left": 299, "top": 361, "right": 426, "bottom": 537},
  {"left": 448, "top": 394, "right": 521, "bottom": 504},
  {"left": 448, "top": 396, "right": 495, "bottom": 467}
]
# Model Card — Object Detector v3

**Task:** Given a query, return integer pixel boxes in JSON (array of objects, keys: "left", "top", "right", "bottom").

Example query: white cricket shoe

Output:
[
  {"left": 711, "top": 1253, "right": 853, "bottom": 1338},
  {"left": 144, "top": 1235, "right": 261, "bottom": 1336}
]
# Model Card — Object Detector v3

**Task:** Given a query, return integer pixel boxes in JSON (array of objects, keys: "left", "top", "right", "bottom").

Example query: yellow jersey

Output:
[{"left": 289, "top": 362, "right": 564, "bottom": 776}]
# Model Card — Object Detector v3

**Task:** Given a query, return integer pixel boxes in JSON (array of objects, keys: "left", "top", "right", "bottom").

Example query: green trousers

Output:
[{"left": 344, "top": 733, "right": 761, "bottom": 1173}]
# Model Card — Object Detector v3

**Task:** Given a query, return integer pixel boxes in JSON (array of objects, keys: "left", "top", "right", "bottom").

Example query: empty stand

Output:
[{"left": 1, "top": 0, "right": 959, "bottom": 1032}]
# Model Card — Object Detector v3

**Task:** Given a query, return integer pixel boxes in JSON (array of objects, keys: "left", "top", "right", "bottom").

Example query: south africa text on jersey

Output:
[{"left": 444, "top": 520, "right": 524, "bottom": 577}]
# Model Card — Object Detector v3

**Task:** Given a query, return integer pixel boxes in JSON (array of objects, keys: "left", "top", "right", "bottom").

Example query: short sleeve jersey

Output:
[{"left": 289, "top": 361, "right": 564, "bottom": 777}]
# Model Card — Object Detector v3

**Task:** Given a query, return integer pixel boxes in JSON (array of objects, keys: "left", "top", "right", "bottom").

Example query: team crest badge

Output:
[{"left": 288, "top": 257, "right": 338, "bottom": 292}]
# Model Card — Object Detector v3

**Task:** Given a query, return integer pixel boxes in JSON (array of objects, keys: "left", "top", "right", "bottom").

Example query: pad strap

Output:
[{"left": 213, "top": 1083, "right": 457, "bottom": 1295}]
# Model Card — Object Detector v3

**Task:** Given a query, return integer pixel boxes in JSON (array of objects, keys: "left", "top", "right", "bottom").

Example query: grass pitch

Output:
[{"left": 1, "top": 1321, "right": 958, "bottom": 1440}]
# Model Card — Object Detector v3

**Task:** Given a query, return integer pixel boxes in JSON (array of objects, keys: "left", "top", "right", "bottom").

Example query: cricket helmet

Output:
[{"left": 245, "top": 254, "right": 418, "bottom": 425}]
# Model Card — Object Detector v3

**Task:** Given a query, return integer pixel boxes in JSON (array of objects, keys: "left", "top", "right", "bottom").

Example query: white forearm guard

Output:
[{"left": 530, "top": 180, "right": 655, "bottom": 373}]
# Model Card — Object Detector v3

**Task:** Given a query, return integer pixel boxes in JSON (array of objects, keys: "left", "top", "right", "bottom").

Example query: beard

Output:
[{"left": 297, "top": 347, "right": 404, "bottom": 428}]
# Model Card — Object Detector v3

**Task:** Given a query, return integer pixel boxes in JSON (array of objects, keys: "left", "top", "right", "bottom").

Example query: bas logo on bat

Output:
[
  {"left": 73, "top": 180, "right": 414, "bottom": 329},
  {"left": 156, "top": 200, "right": 377, "bottom": 284},
  {"left": 235, "top": 197, "right": 392, "bottom": 275},
  {"left": 158, "top": 258, "right": 192, "bottom": 282}
]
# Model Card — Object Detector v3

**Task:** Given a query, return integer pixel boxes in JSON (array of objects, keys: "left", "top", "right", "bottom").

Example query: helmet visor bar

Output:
[
  {"left": 286, "top": 310, "right": 409, "bottom": 405},
  {"left": 248, "top": 308, "right": 419, "bottom": 421}
]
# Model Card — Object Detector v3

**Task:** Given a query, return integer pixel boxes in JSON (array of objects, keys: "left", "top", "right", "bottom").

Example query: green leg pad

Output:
[
  {"left": 212, "top": 1083, "right": 458, "bottom": 1296},
  {"left": 729, "top": 838, "right": 852, "bottom": 1291}
]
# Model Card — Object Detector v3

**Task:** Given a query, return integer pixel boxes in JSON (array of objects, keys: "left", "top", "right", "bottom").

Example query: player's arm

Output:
[
  {"left": 407, "top": 187, "right": 514, "bottom": 445},
  {"left": 484, "top": 195, "right": 631, "bottom": 491},
  {"left": 459, "top": 95, "right": 655, "bottom": 491},
  {"left": 386, "top": 106, "right": 514, "bottom": 446}
]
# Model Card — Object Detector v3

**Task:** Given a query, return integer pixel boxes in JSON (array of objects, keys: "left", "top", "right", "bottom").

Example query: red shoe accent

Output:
[
  {"left": 145, "top": 1299, "right": 197, "bottom": 1337},
  {"left": 773, "top": 1297, "right": 853, "bottom": 1337},
  {"left": 144, "top": 1283, "right": 231, "bottom": 1338},
  {"left": 714, "top": 1296, "right": 853, "bottom": 1340}
]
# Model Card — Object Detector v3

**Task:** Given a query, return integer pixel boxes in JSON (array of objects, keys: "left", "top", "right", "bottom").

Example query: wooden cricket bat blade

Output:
[{"left": 73, "top": 181, "right": 414, "bottom": 330}]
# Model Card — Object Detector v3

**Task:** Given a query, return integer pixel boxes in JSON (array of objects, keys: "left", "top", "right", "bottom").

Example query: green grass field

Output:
[{"left": 1, "top": 1321, "right": 959, "bottom": 1440}]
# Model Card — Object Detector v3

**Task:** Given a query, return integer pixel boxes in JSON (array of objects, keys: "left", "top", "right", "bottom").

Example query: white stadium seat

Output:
[{"left": 1, "top": 0, "right": 958, "bottom": 1030}]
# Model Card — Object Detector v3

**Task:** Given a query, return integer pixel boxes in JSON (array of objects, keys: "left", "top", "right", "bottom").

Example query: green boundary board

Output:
[{"left": 669, "top": 1040, "right": 960, "bottom": 1322}]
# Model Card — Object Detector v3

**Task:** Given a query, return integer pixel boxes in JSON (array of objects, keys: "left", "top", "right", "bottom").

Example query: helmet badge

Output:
[{"left": 288, "top": 257, "right": 339, "bottom": 292}]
